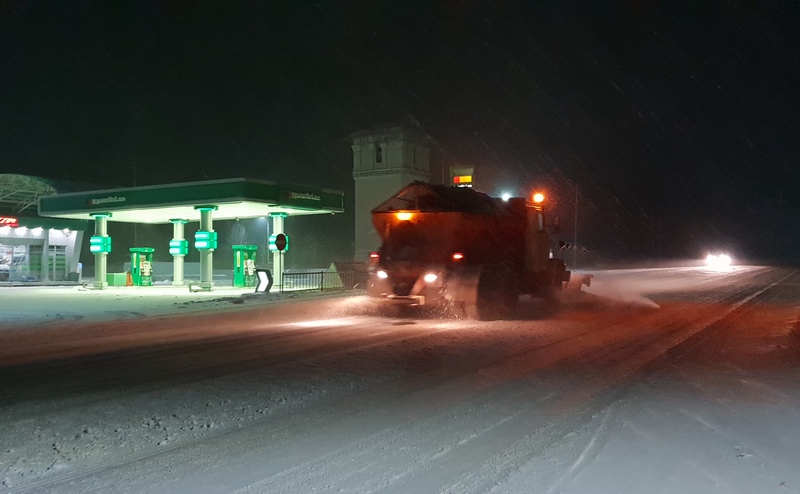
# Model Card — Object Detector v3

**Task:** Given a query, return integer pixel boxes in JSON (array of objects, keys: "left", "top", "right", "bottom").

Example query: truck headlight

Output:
[{"left": 423, "top": 273, "right": 438, "bottom": 283}]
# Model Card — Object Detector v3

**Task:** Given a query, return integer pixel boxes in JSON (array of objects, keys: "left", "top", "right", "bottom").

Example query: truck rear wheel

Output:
[
  {"left": 500, "top": 273, "right": 520, "bottom": 316},
  {"left": 461, "top": 269, "right": 518, "bottom": 321}
]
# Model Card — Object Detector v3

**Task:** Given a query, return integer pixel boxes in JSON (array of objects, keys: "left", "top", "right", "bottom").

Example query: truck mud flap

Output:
[
  {"left": 441, "top": 266, "right": 481, "bottom": 305},
  {"left": 445, "top": 266, "right": 520, "bottom": 320}
]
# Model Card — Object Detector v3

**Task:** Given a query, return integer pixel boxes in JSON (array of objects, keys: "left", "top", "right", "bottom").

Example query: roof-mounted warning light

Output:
[{"left": 395, "top": 211, "right": 414, "bottom": 221}]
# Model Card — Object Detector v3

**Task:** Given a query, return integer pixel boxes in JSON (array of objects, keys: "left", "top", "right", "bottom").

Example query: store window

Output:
[{"left": 0, "top": 244, "right": 31, "bottom": 282}]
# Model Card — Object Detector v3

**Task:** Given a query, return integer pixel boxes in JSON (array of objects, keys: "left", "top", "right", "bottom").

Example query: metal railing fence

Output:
[{"left": 279, "top": 270, "right": 366, "bottom": 294}]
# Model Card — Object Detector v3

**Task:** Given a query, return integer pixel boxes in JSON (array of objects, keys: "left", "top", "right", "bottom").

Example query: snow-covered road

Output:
[{"left": 2, "top": 265, "right": 799, "bottom": 493}]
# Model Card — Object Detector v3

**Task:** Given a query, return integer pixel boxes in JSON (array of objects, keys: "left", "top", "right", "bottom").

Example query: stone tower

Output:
[{"left": 350, "top": 125, "right": 431, "bottom": 260}]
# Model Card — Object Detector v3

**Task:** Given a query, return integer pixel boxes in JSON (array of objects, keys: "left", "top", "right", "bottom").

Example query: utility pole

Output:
[{"left": 573, "top": 184, "right": 578, "bottom": 269}]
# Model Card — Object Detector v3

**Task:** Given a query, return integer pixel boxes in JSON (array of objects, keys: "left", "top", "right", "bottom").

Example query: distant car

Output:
[{"left": 0, "top": 264, "right": 9, "bottom": 282}]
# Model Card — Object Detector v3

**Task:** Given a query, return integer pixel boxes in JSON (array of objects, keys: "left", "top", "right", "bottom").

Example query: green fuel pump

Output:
[
  {"left": 129, "top": 247, "right": 155, "bottom": 286},
  {"left": 232, "top": 245, "right": 258, "bottom": 288}
]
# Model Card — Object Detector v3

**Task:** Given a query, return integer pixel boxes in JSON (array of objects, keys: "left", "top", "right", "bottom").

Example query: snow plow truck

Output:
[{"left": 367, "top": 181, "right": 586, "bottom": 319}]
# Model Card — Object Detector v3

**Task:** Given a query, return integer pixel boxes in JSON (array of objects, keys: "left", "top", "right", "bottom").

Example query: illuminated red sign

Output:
[{"left": 0, "top": 216, "right": 19, "bottom": 227}]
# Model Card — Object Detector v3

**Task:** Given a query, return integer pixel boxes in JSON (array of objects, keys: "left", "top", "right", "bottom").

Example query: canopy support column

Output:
[
  {"left": 170, "top": 219, "right": 188, "bottom": 286},
  {"left": 195, "top": 206, "right": 218, "bottom": 290},
  {"left": 91, "top": 213, "right": 111, "bottom": 289}
]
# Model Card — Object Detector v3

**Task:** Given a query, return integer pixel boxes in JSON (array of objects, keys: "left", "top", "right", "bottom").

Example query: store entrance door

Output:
[{"left": 47, "top": 245, "right": 67, "bottom": 281}]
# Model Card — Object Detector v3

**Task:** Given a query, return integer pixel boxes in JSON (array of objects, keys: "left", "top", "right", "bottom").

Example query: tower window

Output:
[{"left": 375, "top": 145, "right": 383, "bottom": 164}]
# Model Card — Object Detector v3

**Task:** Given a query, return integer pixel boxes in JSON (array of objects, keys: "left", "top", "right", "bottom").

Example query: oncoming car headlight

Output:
[
  {"left": 706, "top": 253, "right": 733, "bottom": 271},
  {"left": 376, "top": 270, "right": 389, "bottom": 279}
]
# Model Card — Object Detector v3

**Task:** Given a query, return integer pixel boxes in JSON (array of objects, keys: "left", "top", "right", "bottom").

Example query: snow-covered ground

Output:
[
  {"left": 0, "top": 284, "right": 270, "bottom": 328},
  {"left": 1, "top": 266, "right": 799, "bottom": 493}
]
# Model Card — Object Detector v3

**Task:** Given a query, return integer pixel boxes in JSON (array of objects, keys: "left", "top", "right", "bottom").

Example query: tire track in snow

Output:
[{"left": 544, "top": 401, "right": 618, "bottom": 494}]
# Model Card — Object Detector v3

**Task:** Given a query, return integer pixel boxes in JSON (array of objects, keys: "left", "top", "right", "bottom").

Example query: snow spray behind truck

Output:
[{"left": 367, "top": 181, "right": 586, "bottom": 319}]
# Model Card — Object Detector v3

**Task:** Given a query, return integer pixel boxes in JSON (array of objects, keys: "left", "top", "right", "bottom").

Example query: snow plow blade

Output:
[{"left": 565, "top": 274, "right": 593, "bottom": 292}]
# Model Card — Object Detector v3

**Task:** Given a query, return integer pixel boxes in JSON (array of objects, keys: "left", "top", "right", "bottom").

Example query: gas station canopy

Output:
[{"left": 38, "top": 178, "right": 344, "bottom": 223}]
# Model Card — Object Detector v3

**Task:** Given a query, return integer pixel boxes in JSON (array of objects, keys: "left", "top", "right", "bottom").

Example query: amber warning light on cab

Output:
[{"left": 395, "top": 212, "right": 414, "bottom": 221}]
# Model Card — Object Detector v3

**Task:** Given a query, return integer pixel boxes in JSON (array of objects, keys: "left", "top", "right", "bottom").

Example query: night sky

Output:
[{"left": 2, "top": 2, "right": 799, "bottom": 265}]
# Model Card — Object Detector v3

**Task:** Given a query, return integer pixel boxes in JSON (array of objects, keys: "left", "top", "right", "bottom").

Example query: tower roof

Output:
[{"left": 347, "top": 124, "right": 431, "bottom": 143}]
